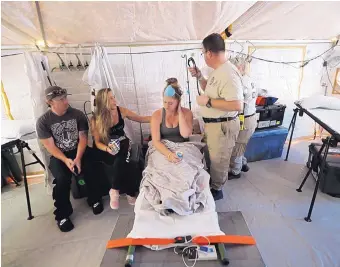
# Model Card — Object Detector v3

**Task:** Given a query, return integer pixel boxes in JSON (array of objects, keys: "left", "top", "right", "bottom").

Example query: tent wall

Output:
[
  {"left": 248, "top": 43, "right": 339, "bottom": 138},
  {"left": 1, "top": 55, "right": 34, "bottom": 120},
  {"left": 51, "top": 71, "right": 90, "bottom": 113},
  {"left": 2, "top": 42, "right": 339, "bottom": 154},
  {"left": 1, "top": 54, "right": 44, "bottom": 173},
  {"left": 45, "top": 42, "right": 340, "bottom": 140},
  {"left": 46, "top": 44, "right": 206, "bottom": 142}
]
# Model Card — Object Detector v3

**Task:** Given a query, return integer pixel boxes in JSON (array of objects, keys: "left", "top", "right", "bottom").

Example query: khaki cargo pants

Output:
[
  {"left": 204, "top": 117, "right": 240, "bottom": 190},
  {"left": 230, "top": 115, "right": 257, "bottom": 175}
]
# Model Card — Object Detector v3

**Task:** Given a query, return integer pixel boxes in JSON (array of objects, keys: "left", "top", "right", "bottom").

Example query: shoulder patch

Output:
[{"left": 209, "top": 77, "right": 215, "bottom": 86}]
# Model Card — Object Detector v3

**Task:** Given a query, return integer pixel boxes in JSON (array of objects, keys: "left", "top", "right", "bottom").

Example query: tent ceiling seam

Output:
[
  {"left": 1, "top": 40, "right": 334, "bottom": 51},
  {"left": 233, "top": 2, "right": 268, "bottom": 32},
  {"left": 1, "top": 19, "right": 37, "bottom": 44}
]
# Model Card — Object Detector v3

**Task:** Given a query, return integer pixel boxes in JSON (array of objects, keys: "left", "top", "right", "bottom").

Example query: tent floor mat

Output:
[{"left": 100, "top": 211, "right": 265, "bottom": 267}]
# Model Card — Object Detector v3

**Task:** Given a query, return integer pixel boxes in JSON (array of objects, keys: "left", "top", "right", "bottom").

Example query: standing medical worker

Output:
[
  {"left": 189, "top": 33, "right": 243, "bottom": 201},
  {"left": 228, "top": 57, "right": 258, "bottom": 179}
]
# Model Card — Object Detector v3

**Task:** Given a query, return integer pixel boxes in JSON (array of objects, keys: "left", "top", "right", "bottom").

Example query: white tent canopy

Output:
[
  {"left": 1, "top": 1, "right": 340, "bottom": 47},
  {"left": 230, "top": 1, "right": 340, "bottom": 40},
  {"left": 2, "top": 3, "right": 340, "bottom": 267}
]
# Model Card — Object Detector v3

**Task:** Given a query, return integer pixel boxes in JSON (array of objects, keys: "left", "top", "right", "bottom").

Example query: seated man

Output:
[{"left": 36, "top": 86, "right": 103, "bottom": 232}]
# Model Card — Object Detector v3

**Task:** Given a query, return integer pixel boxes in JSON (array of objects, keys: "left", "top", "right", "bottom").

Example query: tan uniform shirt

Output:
[{"left": 200, "top": 61, "right": 243, "bottom": 119}]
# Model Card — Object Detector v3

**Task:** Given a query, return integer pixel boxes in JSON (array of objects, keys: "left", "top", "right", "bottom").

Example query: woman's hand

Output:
[
  {"left": 106, "top": 145, "right": 116, "bottom": 155},
  {"left": 177, "top": 101, "right": 182, "bottom": 113},
  {"left": 106, "top": 146, "right": 114, "bottom": 155},
  {"left": 167, "top": 152, "right": 181, "bottom": 163}
]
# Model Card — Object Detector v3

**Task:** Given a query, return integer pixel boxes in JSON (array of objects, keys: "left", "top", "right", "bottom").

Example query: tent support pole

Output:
[
  {"left": 129, "top": 47, "right": 144, "bottom": 145},
  {"left": 35, "top": 1, "right": 48, "bottom": 48}
]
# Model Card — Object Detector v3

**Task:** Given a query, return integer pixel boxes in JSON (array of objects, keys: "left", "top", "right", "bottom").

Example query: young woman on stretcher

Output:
[
  {"left": 151, "top": 78, "right": 193, "bottom": 163},
  {"left": 90, "top": 88, "right": 151, "bottom": 209}
]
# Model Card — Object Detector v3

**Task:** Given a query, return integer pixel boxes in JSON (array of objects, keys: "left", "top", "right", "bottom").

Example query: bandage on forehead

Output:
[{"left": 164, "top": 85, "right": 177, "bottom": 97}]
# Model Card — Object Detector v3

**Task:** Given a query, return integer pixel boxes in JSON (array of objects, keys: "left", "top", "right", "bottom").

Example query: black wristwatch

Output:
[{"left": 206, "top": 98, "right": 212, "bottom": 108}]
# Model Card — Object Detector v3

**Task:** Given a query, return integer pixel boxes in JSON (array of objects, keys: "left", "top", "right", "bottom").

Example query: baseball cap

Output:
[{"left": 45, "top": 86, "right": 71, "bottom": 101}]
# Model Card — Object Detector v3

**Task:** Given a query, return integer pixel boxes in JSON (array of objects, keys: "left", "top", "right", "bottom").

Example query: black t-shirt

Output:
[{"left": 36, "top": 107, "right": 89, "bottom": 152}]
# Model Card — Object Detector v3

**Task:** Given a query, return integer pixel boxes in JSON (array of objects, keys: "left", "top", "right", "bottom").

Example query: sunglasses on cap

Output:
[{"left": 47, "top": 89, "right": 68, "bottom": 99}]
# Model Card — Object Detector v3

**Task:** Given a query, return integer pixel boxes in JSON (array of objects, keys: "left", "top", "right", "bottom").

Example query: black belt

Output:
[
  {"left": 203, "top": 116, "right": 237, "bottom": 123},
  {"left": 245, "top": 113, "right": 256, "bottom": 118}
]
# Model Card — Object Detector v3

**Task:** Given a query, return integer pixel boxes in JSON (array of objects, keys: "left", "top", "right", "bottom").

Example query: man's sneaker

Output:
[
  {"left": 241, "top": 164, "right": 250, "bottom": 172},
  {"left": 228, "top": 172, "right": 241, "bottom": 180},
  {"left": 92, "top": 201, "right": 104, "bottom": 215},
  {"left": 57, "top": 218, "right": 74, "bottom": 232},
  {"left": 210, "top": 188, "right": 223, "bottom": 201}
]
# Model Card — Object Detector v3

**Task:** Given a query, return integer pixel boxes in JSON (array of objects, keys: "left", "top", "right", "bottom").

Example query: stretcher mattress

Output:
[
  {"left": 101, "top": 212, "right": 265, "bottom": 267},
  {"left": 127, "top": 176, "right": 224, "bottom": 249},
  {"left": 307, "top": 108, "right": 340, "bottom": 136}
]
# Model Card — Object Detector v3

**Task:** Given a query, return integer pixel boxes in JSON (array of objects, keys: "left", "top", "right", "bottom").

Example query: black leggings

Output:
[{"left": 91, "top": 140, "right": 142, "bottom": 197}]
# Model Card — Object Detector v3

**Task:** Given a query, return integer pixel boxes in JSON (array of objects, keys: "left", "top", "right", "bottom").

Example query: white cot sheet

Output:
[
  {"left": 127, "top": 186, "right": 224, "bottom": 250},
  {"left": 1, "top": 120, "right": 37, "bottom": 145},
  {"left": 307, "top": 108, "right": 340, "bottom": 136},
  {"left": 1, "top": 119, "right": 36, "bottom": 145}
]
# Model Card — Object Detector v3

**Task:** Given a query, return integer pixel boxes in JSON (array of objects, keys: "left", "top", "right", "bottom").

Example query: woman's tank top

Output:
[
  {"left": 93, "top": 106, "right": 126, "bottom": 148},
  {"left": 108, "top": 106, "right": 125, "bottom": 139},
  {"left": 160, "top": 108, "right": 188, "bottom": 143}
]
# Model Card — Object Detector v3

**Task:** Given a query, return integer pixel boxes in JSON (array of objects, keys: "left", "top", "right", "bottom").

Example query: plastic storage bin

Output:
[{"left": 244, "top": 127, "right": 288, "bottom": 162}]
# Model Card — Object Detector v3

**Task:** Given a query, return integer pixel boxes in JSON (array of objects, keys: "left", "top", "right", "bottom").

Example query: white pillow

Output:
[
  {"left": 296, "top": 95, "right": 340, "bottom": 110},
  {"left": 1, "top": 119, "right": 35, "bottom": 139}
]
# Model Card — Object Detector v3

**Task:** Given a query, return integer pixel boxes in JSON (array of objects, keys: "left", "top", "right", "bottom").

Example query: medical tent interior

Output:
[{"left": 1, "top": 1, "right": 340, "bottom": 267}]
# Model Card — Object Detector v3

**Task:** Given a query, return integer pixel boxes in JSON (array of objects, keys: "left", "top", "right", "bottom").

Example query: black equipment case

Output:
[
  {"left": 307, "top": 143, "right": 340, "bottom": 198},
  {"left": 255, "top": 104, "right": 286, "bottom": 130}
]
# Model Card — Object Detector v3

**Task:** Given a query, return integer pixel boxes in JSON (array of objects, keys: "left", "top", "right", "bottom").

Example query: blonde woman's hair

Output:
[
  {"left": 164, "top": 77, "right": 182, "bottom": 101},
  {"left": 92, "top": 88, "right": 112, "bottom": 144}
]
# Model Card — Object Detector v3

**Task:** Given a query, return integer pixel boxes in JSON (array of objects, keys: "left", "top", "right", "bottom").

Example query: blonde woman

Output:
[
  {"left": 91, "top": 88, "right": 150, "bottom": 209},
  {"left": 150, "top": 78, "right": 193, "bottom": 163}
]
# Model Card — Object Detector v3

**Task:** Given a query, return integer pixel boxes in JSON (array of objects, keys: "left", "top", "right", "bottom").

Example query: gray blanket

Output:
[{"left": 140, "top": 140, "right": 210, "bottom": 216}]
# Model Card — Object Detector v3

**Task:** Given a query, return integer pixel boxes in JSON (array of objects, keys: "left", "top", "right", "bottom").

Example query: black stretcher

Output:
[
  {"left": 285, "top": 103, "right": 340, "bottom": 222},
  {"left": 1, "top": 139, "right": 45, "bottom": 220}
]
